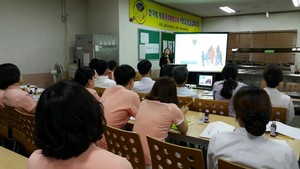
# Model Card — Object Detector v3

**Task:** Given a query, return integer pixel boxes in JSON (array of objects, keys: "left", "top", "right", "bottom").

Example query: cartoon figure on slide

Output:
[
  {"left": 214, "top": 45, "right": 223, "bottom": 66},
  {"left": 201, "top": 47, "right": 211, "bottom": 66}
]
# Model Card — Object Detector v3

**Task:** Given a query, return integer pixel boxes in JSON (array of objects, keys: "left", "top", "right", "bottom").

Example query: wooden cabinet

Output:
[{"left": 227, "top": 30, "right": 297, "bottom": 65}]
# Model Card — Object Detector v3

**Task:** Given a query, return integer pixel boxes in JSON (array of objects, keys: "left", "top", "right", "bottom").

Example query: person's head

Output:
[
  {"left": 35, "top": 80, "right": 106, "bottom": 159},
  {"left": 172, "top": 66, "right": 188, "bottom": 86},
  {"left": 137, "top": 59, "right": 152, "bottom": 76},
  {"left": 108, "top": 60, "right": 118, "bottom": 71},
  {"left": 114, "top": 64, "right": 136, "bottom": 89},
  {"left": 163, "top": 47, "right": 171, "bottom": 56},
  {"left": 263, "top": 64, "right": 283, "bottom": 88},
  {"left": 222, "top": 63, "right": 238, "bottom": 80},
  {"left": 89, "top": 58, "right": 99, "bottom": 72},
  {"left": 73, "top": 67, "right": 96, "bottom": 88},
  {"left": 233, "top": 86, "right": 271, "bottom": 136},
  {"left": 146, "top": 77, "right": 178, "bottom": 105},
  {"left": 0, "top": 63, "right": 22, "bottom": 89},
  {"left": 89, "top": 59, "right": 109, "bottom": 76},
  {"left": 220, "top": 63, "right": 238, "bottom": 99}
]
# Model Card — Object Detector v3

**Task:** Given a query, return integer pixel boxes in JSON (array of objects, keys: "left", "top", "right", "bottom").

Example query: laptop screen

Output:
[{"left": 197, "top": 74, "right": 214, "bottom": 89}]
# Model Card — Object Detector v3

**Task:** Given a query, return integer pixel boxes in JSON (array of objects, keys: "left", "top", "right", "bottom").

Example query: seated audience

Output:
[
  {"left": 213, "top": 63, "right": 247, "bottom": 117},
  {"left": 89, "top": 59, "right": 116, "bottom": 88},
  {"left": 108, "top": 60, "right": 117, "bottom": 80},
  {"left": 132, "top": 59, "right": 155, "bottom": 94},
  {"left": 263, "top": 64, "right": 295, "bottom": 124},
  {"left": 207, "top": 86, "right": 298, "bottom": 169},
  {"left": 0, "top": 63, "right": 36, "bottom": 114},
  {"left": 28, "top": 80, "right": 132, "bottom": 169},
  {"left": 73, "top": 67, "right": 101, "bottom": 102},
  {"left": 133, "top": 77, "right": 188, "bottom": 166},
  {"left": 97, "top": 64, "right": 140, "bottom": 149},
  {"left": 172, "top": 66, "right": 198, "bottom": 98}
]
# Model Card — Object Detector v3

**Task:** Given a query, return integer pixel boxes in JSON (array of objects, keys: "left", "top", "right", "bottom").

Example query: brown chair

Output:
[
  {"left": 136, "top": 92, "right": 148, "bottom": 101},
  {"left": 135, "top": 72, "right": 142, "bottom": 81},
  {"left": 104, "top": 125, "right": 146, "bottom": 169},
  {"left": 8, "top": 106, "right": 38, "bottom": 153},
  {"left": 177, "top": 96, "right": 194, "bottom": 110},
  {"left": 0, "top": 106, "right": 10, "bottom": 140},
  {"left": 271, "top": 107, "right": 287, "bottom": 123},
  {"left": 285, "top": 82, "right": 300, "bottom": 92},
  {"left": 194, "top": 98, "right": 229, "bottom": 116},
  {"left": 94, "top": 87, "right": 106, "bottom": 97},
  {"left": 147, "top": 135, "right": 205, "bottom": 169},
  {"left": 218, "top": 158, "right": 251, "bottom": 169}
]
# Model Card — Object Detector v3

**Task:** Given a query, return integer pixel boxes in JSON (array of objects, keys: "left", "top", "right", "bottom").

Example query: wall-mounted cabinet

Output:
[{"left": 226, "top": 30, "right": 297, "bottom": 65}]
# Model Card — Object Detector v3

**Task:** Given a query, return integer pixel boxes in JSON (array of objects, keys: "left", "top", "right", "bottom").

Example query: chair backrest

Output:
[
  {"left": 9, "top": 106, "right": 37, "bottom": 153},
  {"left": 194, "top": 98, "right": 229, "bottom": 116},
  {"left": 271, "top": 107, "right": 287, "bottom": 123},
  {"left": 177, "top": 96, "right": 194, "bottom": 110},
  {"left": 136, "top": 92, "right": 147, "bottom": 101},
  {"left": 104, "top": 125, "right": 146, "bottom": 169},
  {"left": 135, "top": 72, "right": 142, "bottom": 81},
  {"left": 218, "top": 158, "right": 251, "bottom": 169},
  {"left": 94, "top": 87, "right": 106, "bottom": 97},
  {"left": 0, "top": 106, "right": 10, "bottom": 139},
  {"left": 147, "top": 136, "right": 205, "bottom": 169},
  {"left": 285, "top": 82, "right": 300, "bottom": 92}
]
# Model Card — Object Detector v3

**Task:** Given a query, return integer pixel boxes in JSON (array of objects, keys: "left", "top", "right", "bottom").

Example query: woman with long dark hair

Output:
[{"left": 212, "top": 63, "right": 247, "bottom": 117}]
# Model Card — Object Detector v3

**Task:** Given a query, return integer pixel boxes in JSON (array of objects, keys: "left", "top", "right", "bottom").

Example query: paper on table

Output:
[
  {"left": 199, "top": 121, "right": 235, "bottom": 139},
  {"left": 266, "top": 121, "right": 300, "bottom": 140}
]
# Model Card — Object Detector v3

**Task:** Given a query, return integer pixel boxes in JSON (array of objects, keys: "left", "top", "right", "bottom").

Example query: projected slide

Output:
[{"left": 175, "top": 33, "right": 228, "bottom": 72}]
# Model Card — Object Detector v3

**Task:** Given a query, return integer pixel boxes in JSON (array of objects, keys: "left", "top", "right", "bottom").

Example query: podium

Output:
[{"left": 160, "top": 63, "right": 187, "bottom": 77}]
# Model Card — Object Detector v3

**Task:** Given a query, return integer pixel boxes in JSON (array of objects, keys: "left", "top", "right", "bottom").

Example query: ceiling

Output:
[{"left": 151, "top": 0, "right": 300, "bottom": 18}]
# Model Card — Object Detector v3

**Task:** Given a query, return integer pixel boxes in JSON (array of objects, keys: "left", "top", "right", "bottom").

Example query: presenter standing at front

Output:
[{"left": 159, "top": 47, "right": 174, "bottom": 77}]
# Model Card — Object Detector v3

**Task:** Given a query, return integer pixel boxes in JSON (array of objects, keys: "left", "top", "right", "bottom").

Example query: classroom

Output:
[{"left": 0, "top": 0, "right": 300, "bottom": 169}]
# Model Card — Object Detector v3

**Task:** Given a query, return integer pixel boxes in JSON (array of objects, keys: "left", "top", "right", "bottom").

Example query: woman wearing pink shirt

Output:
[
  {"left": 0, "top": 63, "right": 36, "bottom": 114},
  {"left": 133, "top": 77, "right": 188, "bottom": 166},
  {"left": 73, "top": 67, "right": 101, "bottom": 102},
  {"left": 28, "top": 80, "right": 132, "bottom": 169}
]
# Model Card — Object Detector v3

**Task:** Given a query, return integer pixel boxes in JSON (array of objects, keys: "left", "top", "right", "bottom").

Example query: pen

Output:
[{"left": 185, "top": 100, "right": 194, "bottom": 107}]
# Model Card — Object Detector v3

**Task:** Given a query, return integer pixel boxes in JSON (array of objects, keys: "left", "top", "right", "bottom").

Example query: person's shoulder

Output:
[
  {"left": 267, "top": 139, "right": 295, "bottom": 156},
  {"left": 88, "top": 145, "right": 133, "bottom": 169},
  {"left": 237, "top": 81, "right": 247, "bottom": 86},
  {"left": 213, "top": 80, "right": 223, "bottom": 86},
  {"left": 28, "top": 149, "right": 43, "bottom": 167},
  {"left": 106, "top": 78, "right": 116, "bottom": 84}
]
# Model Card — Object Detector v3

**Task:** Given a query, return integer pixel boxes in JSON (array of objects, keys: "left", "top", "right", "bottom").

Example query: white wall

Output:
[
  {"left": 202, "top": 12, "right": 300, "bottom": 63},
  {"left": 0, "top": 0, "right": 87, "bottom": 74},
  {"left": 87, "top": 0, "right": 119, "bottom": 35},
  {"left": 119, "top": 0, "right": 173, "bottom": 71}
]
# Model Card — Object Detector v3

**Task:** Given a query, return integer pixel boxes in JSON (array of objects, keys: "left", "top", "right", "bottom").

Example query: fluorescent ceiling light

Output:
[
  {"left": 292, "top": 48, "right": 297, "bottom": 51},
  {"left": 292, "top": 0, "right": 300, "bottom": 7},
  {"left": 219, "top": 6, "right": 236, "bottom": 14}
]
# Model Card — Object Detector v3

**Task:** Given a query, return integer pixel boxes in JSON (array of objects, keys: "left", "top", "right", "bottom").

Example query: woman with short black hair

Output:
[{"left": 28, "top": 80, "right": 132, "bottom": 169}]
